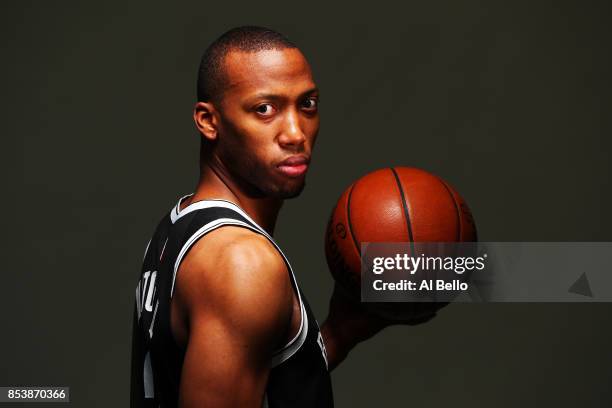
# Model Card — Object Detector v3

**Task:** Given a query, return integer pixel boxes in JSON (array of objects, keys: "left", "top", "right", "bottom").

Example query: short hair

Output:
[{"left": 197, "top": 26, "right": 297, "bottom": 102}]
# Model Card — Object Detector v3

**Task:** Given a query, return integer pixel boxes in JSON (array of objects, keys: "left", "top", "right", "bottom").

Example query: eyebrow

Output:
[
  {"left": 300, "top": 87, "right": 320, "bottom": 97},
  {"left": 247, "top": 87, "right": 320, "bottom": 102}
]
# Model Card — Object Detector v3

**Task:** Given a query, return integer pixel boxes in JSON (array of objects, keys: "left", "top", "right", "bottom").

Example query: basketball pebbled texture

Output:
[{"left": 325, "top": 167, "right": 477, "bottom": 316}]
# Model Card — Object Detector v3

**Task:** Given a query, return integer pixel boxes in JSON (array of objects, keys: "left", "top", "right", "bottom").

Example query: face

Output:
[{"left": 212, "top": 48, "right": 319, "bottom": 199}]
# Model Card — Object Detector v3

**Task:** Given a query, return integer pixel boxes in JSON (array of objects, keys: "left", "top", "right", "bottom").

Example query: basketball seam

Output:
[
  {"left": 346, "top": 182, "right": 361, "bottom": 256},
  {"left": 438, "top": 177, "right": 462, "bottom": 241},
  {"left": 390, "top": 168, "right": 415, "bottom": 255}
]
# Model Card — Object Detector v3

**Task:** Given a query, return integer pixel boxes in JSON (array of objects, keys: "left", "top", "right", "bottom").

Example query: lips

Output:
[{"left": 277, "top": 155, "right": 310, "bottom": 177}]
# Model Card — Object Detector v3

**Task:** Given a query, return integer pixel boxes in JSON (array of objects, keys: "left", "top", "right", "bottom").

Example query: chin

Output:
[{"left": 274, "top": 180, "right": 306, "bottom": 199}]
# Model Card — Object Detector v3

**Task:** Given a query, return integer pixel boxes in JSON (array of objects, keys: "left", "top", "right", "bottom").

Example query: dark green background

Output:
[{"left": 3, "top": 1, "right": 611, "bottom": 407}]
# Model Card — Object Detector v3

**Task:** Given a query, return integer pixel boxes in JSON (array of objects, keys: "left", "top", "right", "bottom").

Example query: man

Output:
[{"left": 131, "top": 26, "right": 432, "bottom": 408}]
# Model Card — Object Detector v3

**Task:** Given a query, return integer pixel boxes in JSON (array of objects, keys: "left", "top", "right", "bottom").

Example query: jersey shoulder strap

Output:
[{"left": 168, "top": 198, "right": 262, "bottom": 297}]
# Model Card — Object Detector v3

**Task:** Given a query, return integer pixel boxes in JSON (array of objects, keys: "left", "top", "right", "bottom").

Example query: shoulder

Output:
[
  {"left": 175, "top": 226, "right": 293, "bottom": 342},
  {"left": 180, "top": 226, "right": 287, "bottom": 292}
]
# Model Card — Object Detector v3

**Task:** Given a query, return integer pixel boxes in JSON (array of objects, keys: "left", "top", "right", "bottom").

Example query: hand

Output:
[{"left": 330, "top": 283, "right": 438, "bottom": 332}]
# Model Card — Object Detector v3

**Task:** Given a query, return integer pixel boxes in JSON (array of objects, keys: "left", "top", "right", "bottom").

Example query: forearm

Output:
[
  {"left": 320, "top": 308, "right": 387, "bottom": 371},
  {"left": 320, "top": 317, "right": 353, "bottom": 371}
]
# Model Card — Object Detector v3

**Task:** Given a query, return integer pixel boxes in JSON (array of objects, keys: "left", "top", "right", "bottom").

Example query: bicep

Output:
[{"left": 179, "top": 314, "right": 270, "bottom": 408}]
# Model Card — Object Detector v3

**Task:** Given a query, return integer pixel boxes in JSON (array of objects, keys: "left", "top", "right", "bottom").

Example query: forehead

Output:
[{"left": 222, "top": 48, "right": 315, "bottom": 97}]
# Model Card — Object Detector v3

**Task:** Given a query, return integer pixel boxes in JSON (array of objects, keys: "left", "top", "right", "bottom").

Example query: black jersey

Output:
[{"left": 131, "top": 195, "right": 333, "bottom": 408}]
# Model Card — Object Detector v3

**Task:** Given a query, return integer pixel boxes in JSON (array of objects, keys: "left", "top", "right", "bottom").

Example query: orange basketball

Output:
[{"left": 324, "top": 166, "right": 477, "bottom": 319}]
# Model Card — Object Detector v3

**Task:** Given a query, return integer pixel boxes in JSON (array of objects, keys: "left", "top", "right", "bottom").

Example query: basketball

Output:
[{"left": 324, "top": 166, "right": 477, "bottom": 320}]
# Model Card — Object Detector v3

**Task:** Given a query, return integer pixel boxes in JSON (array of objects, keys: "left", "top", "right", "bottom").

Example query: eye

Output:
[
  {"left": 254, "top": 103, "right": 276, "bottom": 116},
  {"left": 301, "top": 97, "right": 318, "bottom": 111}
]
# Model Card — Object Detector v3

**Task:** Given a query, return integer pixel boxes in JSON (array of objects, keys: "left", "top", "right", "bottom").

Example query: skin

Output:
[{"left": 171, "top": 47, "right": 432, "bottom": 408}]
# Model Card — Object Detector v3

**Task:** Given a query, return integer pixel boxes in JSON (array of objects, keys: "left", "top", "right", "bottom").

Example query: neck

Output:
[{"left": 184, "top": 161, "right": 283, "bottom": 235}]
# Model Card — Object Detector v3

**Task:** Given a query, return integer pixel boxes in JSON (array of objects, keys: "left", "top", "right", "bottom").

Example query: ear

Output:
[{"left": 193, "top": 101, "right": 219, "bottom": 142}]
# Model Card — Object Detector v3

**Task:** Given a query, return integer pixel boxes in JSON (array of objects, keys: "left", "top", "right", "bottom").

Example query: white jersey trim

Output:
[
  {"left": 262, "top": 392, "right": 268, "bottom": 408},
  {"left": 270, "top": 295, "right": 308, "bottom": 368},
  {"left": 170, "top": 196, "right": 308, "bottom": 366},
  {"left": 171, "top": 218, "right": 254, "bottom": 295},
  {"left": 143, "top": 239, "right": 151, "bottom": 261},
  {"left": 143, "top": 351, "right": 154, "bottom": 398},
  {"left": 170, "top": 194, "right": 195, "bottom": 224},
  {"left": 171, "top": 195, "right": 266, "bottom": 229}
]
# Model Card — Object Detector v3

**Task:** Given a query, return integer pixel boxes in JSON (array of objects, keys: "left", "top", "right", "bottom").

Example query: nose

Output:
[{"left": 278, "top": 109, "right": 306, "bottom": 149}]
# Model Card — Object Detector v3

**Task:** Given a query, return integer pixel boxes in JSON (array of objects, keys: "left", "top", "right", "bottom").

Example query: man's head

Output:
[{"left": 194, "top": 26, "right": 319, "bottom": 200}]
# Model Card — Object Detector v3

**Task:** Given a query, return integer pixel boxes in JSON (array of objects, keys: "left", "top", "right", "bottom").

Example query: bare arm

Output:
[{"left": 174, "top": 228, "right": 293, "bottom": 408}]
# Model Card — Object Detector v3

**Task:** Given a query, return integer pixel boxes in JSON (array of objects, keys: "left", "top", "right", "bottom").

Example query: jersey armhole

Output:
[{"left": 170, "top": 219, "right": 309, "bottom": 367}]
